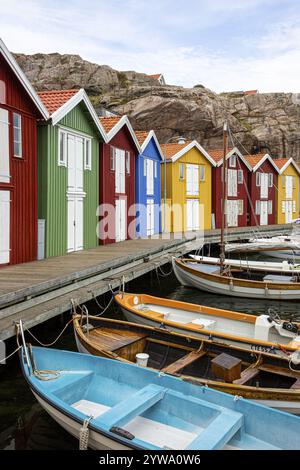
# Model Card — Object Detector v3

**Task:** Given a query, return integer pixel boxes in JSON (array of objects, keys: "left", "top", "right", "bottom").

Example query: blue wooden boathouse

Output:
[{"left": 135, "top": 130, "right": 163, "bottom": 237}]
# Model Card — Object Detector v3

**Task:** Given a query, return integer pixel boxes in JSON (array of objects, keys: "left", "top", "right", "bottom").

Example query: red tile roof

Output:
[
  {"left": 38, "top": 89, "right": 79, "bottom": 115},
  {"left": 245, "top": 153, "right": 267, "bottom": 168},
  {"left": 161, "top": 141, "right": 192, "bottom": 159},
  {"left": 208, "top": 148, "right": 234, "bottom": 163},
  {"left": 99, "top": 116, "right": 122, "bottom": 133},
  {"left": 135, "top": 130, "right": 150, "bottom": 145},
  {"left": 149, "top": 74, "right": 162, "bottom": 79},
  {"left": 273, "top": 157, "right": 289, "bottom": 169}
]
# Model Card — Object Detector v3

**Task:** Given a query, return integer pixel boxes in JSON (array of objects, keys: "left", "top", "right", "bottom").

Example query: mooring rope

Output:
[{"left": 25, "top": 318, "right": 74, "bottom": 347}]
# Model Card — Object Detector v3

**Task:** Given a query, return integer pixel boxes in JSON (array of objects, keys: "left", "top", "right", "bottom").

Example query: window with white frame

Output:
[
  {"left": 84, "top": 138, "right": 92, "bottom": 170},
  {"left": 13, "top": 113, "right": 22, "bottom": 158},
  {"left": 256, "top": 172, "right": 261, "bottom": 187},
  {"left": 110, "top": 146, "right": 115, "bottom": 171},
  {"left": 268, "top": 200, "right": 273, "bottom": 214},
  {"left": 199, "top": 165, "right": 205, "bottom": 181},
  {"left": 237, "top": 169, "right": 243, "bottom": 184},
  {"left": 144, "top": 158, "right": 147, "bottom": 176},
  {"left": 58, "top": 130, "right": 67, "bottom": 166},
  {"left": 179, "top": 163, "right": 184, "bottom": 180},
  {"left": 282, "top": 200, "right": 286, "bottom": 213},
  {"left": 293, "top": 200, "right": 297, "bottom": 213},
  {"left": 154, "top": 161, "right": 157, "bottom": 178},
  {"left": 229, "top": 155, "right": 236, "bottom": 167},
  {"left": 255, "top": 200, "right": 261, "bottom": 215},
  {"left": 125, "top": 151, "right": 130, "bottom": 174},
  {"left": 268, "top": 173, "right": 273, "bottom": 188},
  {"left": 293, "top": 176, "right": 296, "bottom": 188}
]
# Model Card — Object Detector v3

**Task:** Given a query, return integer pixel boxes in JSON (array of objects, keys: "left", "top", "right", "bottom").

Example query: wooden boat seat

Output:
[
  {"left": 258, "top": 364, "right": 300, "bottom": 379},
  {"left": 162, "top": 350, "right": 207, "bottom": 375},
  {"left": 96, "top": 384, "right": 167, "bottom": 430},
  {"left": 88, "top": 328, "right": 148, "bottom": 352},
  {"left": 233, "top": 367, "right": 259, "bottom": 385},
  {"left": 186, "top": 409, "right": 243, "bottom": 450}
]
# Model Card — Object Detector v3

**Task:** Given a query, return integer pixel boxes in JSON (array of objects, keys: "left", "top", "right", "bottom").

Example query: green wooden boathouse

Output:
[{"left": 37, "top": 89, "right": 106, "bottom": 258}]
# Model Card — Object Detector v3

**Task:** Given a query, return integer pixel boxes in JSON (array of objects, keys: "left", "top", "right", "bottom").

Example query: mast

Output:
[{"left": 220, "top": 120, "right": 228, "bottom": 273}]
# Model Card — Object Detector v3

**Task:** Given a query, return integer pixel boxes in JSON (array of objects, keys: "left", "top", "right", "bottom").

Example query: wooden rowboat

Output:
[
  {"left": 20, "top": 343, "right": 300, "bottom": 449},
  {"left": 173, "top": 257, "right": 300, "bottom": 300},
  {"left": 73, "top": 314, "right": 300, "bottom": 414},
  {"left": 114, "top": 292, "right": 300, "bottom": 358}
]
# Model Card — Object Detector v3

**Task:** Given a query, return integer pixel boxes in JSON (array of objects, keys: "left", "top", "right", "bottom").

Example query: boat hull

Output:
[
  {"left": 173, "top": 258, "right": 300, "bottom": 300},
  {"left": 261, "top": 250, "right": 300, "bottom": 262}
]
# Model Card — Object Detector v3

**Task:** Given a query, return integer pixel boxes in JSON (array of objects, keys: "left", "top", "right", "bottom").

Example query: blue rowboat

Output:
[{"left": 20, "top": 345, "right": 300, "bottom": 450}]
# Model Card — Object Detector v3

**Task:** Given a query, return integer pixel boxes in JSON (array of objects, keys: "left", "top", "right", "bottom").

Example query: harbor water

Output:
[{"left": 1, "top": 260, "right": 300, "bottom": 450}]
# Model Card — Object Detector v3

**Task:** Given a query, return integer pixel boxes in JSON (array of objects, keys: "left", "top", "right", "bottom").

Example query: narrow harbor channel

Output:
[{"left": 1, "top": 252, "right": 300, "bottom": 450}]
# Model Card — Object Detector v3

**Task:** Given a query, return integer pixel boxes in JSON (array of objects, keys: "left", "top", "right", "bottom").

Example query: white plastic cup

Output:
[{"left": 136, "top": 353, "right": 149, "bottom": 367}]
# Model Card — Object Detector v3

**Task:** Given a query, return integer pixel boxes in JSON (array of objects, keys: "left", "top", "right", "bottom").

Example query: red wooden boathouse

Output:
[
  {"left": 209, "top": 147, "right": 252, "bottom": 228},
  {"left": 245, "top": 153, "right": 279, "bottom": 226},
  {"left": 99, "top": 115, "right": 141, "bottom": 244},
  {"left": 0, "top": 39, "right": 48, "bottom": 266}
]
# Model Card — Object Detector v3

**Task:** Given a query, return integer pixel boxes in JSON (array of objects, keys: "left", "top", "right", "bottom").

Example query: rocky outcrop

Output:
[{"left": 14, "top": 52, "right": 300, "bottom": 161}]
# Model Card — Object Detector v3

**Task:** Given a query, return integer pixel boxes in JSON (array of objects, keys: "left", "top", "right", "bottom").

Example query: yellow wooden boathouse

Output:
[
  {"left": 275, "top": 157, "right": 300, "bottom": 224},
  {"left": 160, "top": 140, "right": 216, "bottom": 232}
]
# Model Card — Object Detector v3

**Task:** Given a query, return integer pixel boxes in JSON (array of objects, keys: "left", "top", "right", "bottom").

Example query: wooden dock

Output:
[{"left": 0, "top": 224, "right": 290, "bottom": 341}]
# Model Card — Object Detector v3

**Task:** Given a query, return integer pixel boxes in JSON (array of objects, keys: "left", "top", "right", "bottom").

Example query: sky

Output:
[{"left": 1, "top": 0, "right": 300, "bottom": 92}]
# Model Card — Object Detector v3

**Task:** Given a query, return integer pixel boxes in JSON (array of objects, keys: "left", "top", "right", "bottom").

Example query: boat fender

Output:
[
  {"left": 290, "top": 350, "right": 300, "bottom": 366},
  {"left": 79, "top": 416, "right": 93, "bottom": 450},
  {"left": 229, "top": 280, "right": 234, "bottom": 291},
  {"left": 265, "top": 286, "right": 269, "bottom": 296}
]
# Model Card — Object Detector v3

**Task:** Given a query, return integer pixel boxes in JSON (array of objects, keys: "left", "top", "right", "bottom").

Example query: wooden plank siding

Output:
[
  {"left": 0, "top": 54, "right": 41, "bottom": 266},
  {"left": 38, "top": 102, "right": 100, "bottom": 258}
]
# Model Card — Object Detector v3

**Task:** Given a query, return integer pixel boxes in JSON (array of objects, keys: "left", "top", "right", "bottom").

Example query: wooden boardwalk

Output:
[{"left": 0, "top": 224, "right": 290, "bottom": 341}]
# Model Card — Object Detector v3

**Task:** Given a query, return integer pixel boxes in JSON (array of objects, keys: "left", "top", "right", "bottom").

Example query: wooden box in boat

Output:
[
  {"left": 73, "top": 314, "right": 300, "bottom": 414},
  {"left": 114, "top": 292, "right": 300, "bottom": 358}
]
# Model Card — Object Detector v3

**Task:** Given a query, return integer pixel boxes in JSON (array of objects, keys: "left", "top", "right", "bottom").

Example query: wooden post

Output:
[{"left": 220, "top": 121, "right": 228, "bottom": 273}]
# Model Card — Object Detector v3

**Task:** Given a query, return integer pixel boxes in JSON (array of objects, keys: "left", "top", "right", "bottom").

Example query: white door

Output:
[
  {"left": 186, "top": 199, "right": 200, "bottom": 230},
  {"left": 147, "top": 199, "right": 155, "bottom": 236},
  {"left": 285, "top": 200, "right": 293, "bottom": 223},
  {"left": 67, "top": 196, "right": 84, "bottom": 252},
  {"left": 227, "top": 200, "right": 238, "bottom": 227},
  {"left": 0, "top": 108, "right": 10, "bottom": 184},
  {"left": 146, "top": 159, "right": 154, "bottom": 195},
  {"left": 115, "top": 199, "right": 126, "bottom": 242},
  {"left": 227, "top": 169, "right": 237, "bottom": 197},
  {"left": 260, "top": 200, "right": 268, "bottom": 225},
  {"left": 286, "top": 176, "right": 293, "bottom": 199},
  {"left": 186, "top": 164, "right": 199, "bottom": 196},
  {"left": 115, "top": 149, "right": 125, "bottom": 194},
  {"left": 260, "top": 173, "right": 268, "bottom": 199},
  {"left": 67, "top": 134, "right": 85, "bottom": 252},
  {"left": 0, "top": 190, "right": 10, "bottom": 264}
]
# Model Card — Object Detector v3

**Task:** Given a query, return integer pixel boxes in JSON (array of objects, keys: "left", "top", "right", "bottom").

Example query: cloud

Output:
[{"left": 1, "top": 0, "right": 300, "bottom": 92}]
